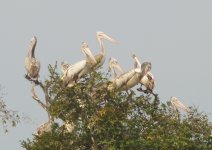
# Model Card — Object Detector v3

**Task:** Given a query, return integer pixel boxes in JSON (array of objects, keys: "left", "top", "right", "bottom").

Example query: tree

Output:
[
  {"left": 0, "top": 86, "right": 20, "bottom": 133},
  {"left": 22, "top": 64, "right": 212, "bottom": 150}
]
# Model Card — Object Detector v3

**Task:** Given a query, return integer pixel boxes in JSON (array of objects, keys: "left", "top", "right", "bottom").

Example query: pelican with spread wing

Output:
[
  {"left": 24, "top": 36, "right": 40, "bottom": 82},
  {"left": 108, "top": 54, "right": 151, "bottom": 91},
  {"left": 62, "top": 42, "right": 97, "bottom": 87},
  {"left": 170, "top": 97, "right": 190, "bottom": 112},
  {"left": 109, "top": 56, "right": 154, "bottom": 92}
]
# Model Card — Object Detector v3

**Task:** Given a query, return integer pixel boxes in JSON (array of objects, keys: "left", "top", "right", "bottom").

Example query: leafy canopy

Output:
[
  {"left": 22, "top": 64, "right": 212, "bottom": 150},
  {"left": 0, "top": 86, "right": 20, "bottom": 133}
]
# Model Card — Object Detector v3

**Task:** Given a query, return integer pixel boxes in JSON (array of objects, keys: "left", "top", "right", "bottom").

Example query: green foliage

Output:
[
  {"left": 22, "top": 65, "right": 212, "bottom": 150},
  {"left": 0, "top": 87, "right": 20, "bottom": 133}
]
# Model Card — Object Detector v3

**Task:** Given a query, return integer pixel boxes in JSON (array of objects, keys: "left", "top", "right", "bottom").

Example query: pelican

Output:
[
  {"left": 24, "top": 36, "right": 40, "bottom": 82},
  {"left": 93, "top": 31, "right": 117, "bottom": 69},
  {"left": 62, "top": 42, "right": 97, "bottom": 87},
  {"left": 108, "top": 54, "right": 151, "bottom": 91},
  {"left": 109, "top": 56, "right": 154, "bottom": 92},
  {"left": 170, "top": 97, "right": 190, "bottom": 113},
  {"left": 108, "top": 57, "right": 124, "bottom": 80},
  {"left": 36, "top": 119, "right": 53, "bottom": 135},
  {"left": 64, "top": 121, "right": 74, "bottom": 133},
  {"left": 61, "top": 61, "right": 70, "bottom": 74}
]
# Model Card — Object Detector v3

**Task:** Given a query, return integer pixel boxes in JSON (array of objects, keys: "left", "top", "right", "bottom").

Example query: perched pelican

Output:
[
  {"left": 64, "top": 121, "right": 74, "bottom": 133},
  {"left": 108, "top": 54, "right": 151, "bottom": 91},
  {"left": 109, "top": 57, "right": 124, "bottom": 80},
  {"left": 109, "top": 56, "right": 154, "bottom": 92},
  {"left": 36, "top": 119, "right": 53, "bottom": 135},
  {"left": 61, "top": 61, "right": 70, "bottom": 74},
  {"left": 24, "top": 36, "right": 40, "bottom": 82},
  {"left": 170, "top": 97, "right": 190, "bottom": 113},
  {"left": 93, "top": 32, "right": 117, "bottom": 69},
  {"left": 62, "top": 42, "right": 97, "bottom": 87}
]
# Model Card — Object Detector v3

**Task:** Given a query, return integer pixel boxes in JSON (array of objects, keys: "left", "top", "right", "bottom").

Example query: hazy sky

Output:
[{"left": 0, "top": 0, "right": 212, "bottom": 149}]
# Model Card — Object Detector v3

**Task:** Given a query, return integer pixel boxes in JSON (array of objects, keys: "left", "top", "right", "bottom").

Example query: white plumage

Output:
[
  {"left": 36, "top": 120, "right": 53, "bottom": 136},
  {"left": 170, "top": 97, "right": 190, "bottom": 112},
  {"left": 61, "top": 42, "right": 97, "bottom": 87},
  {"left": 93, "top": 31, "right": 117, "bottom": 69},
  {"left": 24, "top": 36, "right": 40, "bottom": 81},
  {"left": 108, "top": 55, "right": 153, "bottom": 92},
  {"left": 108, "top": 54, "right": 151, "bottom": 91}
]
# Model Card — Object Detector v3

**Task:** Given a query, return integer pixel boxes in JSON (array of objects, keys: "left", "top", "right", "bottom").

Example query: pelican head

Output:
[
  {"left": 30, "top": 36, "right": 37, "bottom": 46},
  {"left": 109, "top": 57, "right": 118, "bottom": 68},
  {"left": 28, "top": 36, "right": 37, "bottom": 57},
  {"left": 96, "top": 31, "right": 117, "bottom": 44},
  {"left": 170, "top": 97, "right": 190, "bottom": 112},
  {"left": 141, "top": 62, "right": 151, "bottom": 72},
  {"left": 81, "top": 42, "right": 97, "bottom": 64},
  {"left": 109, "top": 57, "right": 124, "bottom": 74},
  {"left": 61, "top": 61, "right": 70, "bottom": 73}
]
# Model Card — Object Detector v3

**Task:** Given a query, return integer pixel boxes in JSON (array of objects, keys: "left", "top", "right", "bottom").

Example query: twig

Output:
[{"left": 31, "top": 85, "right": 48, "bottom": 112}]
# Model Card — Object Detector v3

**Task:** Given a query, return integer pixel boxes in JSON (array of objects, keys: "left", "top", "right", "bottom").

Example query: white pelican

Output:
[
  {"left": 108, "top": 54, "right": 151, "bottom": 91},
  {"left": 64, "top": 121, "right": 74, "bottom": 133},
  {"left": 170, "top": 97, "right": 190, "bottom": 113},
  {"left": 109, "top": 56, "right": 154, "bottom": 92},
  {"left": 36, "top": 119, "right": 53, "bottom": 136},
  {"left": 109, "top": 57, "right": 124, "bottom": 80},
  {"left": 93, "top": 31, "right": 117, "bottom": 69},
  {"left": 24, "top": 36, "right": 40, "bottom": 82},
  {"left": 62, "top": 42, "right": 97, "bottom": 87},
  {"left": 61, "top": 61, "right": 70, "bottom": 74}
]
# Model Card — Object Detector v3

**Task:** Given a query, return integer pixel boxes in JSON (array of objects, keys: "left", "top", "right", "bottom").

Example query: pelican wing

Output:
[
  {"left": 112, "top": 69, "right": 136, "bottom": 89},
  {"left": 63, "top": 60, "right": 86, "bottom": 81},
  {"left": 140, "top": 72, "right": 155, "bottom": 90},
  {"left": 132, "top": 54, "right": 141, "bottom": 70},
  {"left": 25, "top": 57, "right": 40, "bottom": 79},
  {"left": 140, "top": 62, "right": 151, "bottom": 80}
]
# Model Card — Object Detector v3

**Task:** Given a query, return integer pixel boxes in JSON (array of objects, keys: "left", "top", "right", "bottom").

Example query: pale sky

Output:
[{"left": 0, "top": 0, "right": 212, "bottom": 149}]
